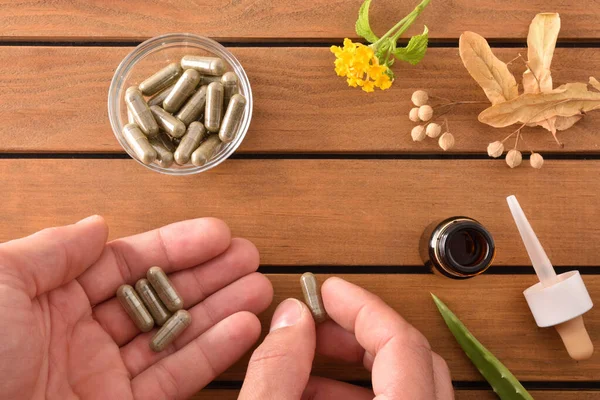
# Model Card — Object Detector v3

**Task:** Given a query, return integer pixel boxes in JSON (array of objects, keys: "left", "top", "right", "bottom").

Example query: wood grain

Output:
[
  {"left": 0, "top": 0, "right": 598, "bottom": 41},
  {"left": 219, "top": 274, "right": 600, "bottom": 381},
  {"left": 1, "top": 159, "right": 600, "bottom": 267},
  {"left": 1, "top": 47, "right": 599, "bottom": 154}
]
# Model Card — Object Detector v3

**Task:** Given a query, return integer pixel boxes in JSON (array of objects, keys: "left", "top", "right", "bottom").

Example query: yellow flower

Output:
[
  {"left": 375, "top": 74, "right": 392, "bottom": 90},
  {"left": 362, "top": 80, "right": 375, "bottom": 93}
]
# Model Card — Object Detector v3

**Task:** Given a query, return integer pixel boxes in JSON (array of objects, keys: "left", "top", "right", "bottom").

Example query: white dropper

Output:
[{"left": 507, "top": 195, "right": 594, "bottom": 360}]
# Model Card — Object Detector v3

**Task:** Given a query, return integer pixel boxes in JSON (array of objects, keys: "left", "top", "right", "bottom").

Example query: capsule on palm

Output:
[
  {"left": 122, "top": 123, "right": 157, "bottom": 165},
  {"left": 176, "top": 85, "right": 207, "bottom": 126},
  {"left": 125, "top": 87, "right": 159, "bottom": 137},
  {"left": 139, "top": 63, "right": 183, "bottom": 96},
  {"left": 150, "top": 106, "right": 186, "bottom": 138},
  {"left": 135, "top": 278, "right": 172, "bottom": 326},
  {"left": 181, "top": 55, "right": 225, "bottom": 76},
  {"left": 163, "top": 69, "right": 201, "bottom": 113},
  {"left": 150, "top": 310, "right": 192, "bottom": 352},
  {"left": 221, "top": 72, "right": 238, "bottom": 106},
  {"left": 174, "top": 122, "right": 206, "bottom": 165},
  {"left": 116, "top": 284, "right": 154, "bottom": 332},
  {"left": 300, "top": 272, "right": 328, "bottom": 323},
  {"left": 218, "top": 93, "right": 246, "bottom": 143},
  {"left": 191, "top": 135, "right": 222, "bottom": 166},
  {"left": 149, "top": 136, "right": 175, "bottom": 168},
  {"left": 205, "top": 82, "right": 224, "bottom": 133},
  {"left": 147, "top": 266, "right": 184, "bottom": 312}
]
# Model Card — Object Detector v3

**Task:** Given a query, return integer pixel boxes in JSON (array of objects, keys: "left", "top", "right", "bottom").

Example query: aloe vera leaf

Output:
[{"left": 431, "top": 293, "right": 534, "bottom": 400}]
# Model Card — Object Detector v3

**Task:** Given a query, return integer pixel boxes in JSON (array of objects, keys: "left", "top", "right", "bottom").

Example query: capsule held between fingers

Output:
[
  {"left": 150, "top": 105, "right": 186, "bottom": 138},
  {"left": 300, "top": 272, "right": 328, "bottom": 323},
  {"left": 174, "top": 122, "right": 207, "bottom": 165},
  {"left": 176, "top": 85, "right": 207, "bottom": 126},
  {"left": 117, "top": 284, "right": 155, "bottom": 332},
  {"left": 149, "top": 136, "right": 175, "bottom": 168},
  {"left": 147, "top": 266, "right": 184, "bottom": 312},
  {"left": 205, "top": 82, "right": 224, "bottom": 133},
  {"left": 125, "top": 87, "right": 159, "bottom": 136},
  {"left": 221, "top": 71, "right": 238, "bottom": 106},
  {"left": 163, "top": 69, "right": 201, "bottom": 113},
  {"left": 135, "top": 279, "right": 172, "bottom": 326},
  {"left": 122, "top": 123, "right": 157, "bottom": 165},
  {"left": 181, "top": 55, "right": 226, "bottom": 76},
  {"left": 219, "top": 93, "right": 246, "bottom": 143},
  {"left": 139, "top": 62, "right": 183, "bottom": 96},
  {"left": 150, "top": 310, "right": 192, "bottom": 352},
  {"left": 148, "top": 85, "right": 175, "bottom": 107},
  {"left": 191, "top": 135, "right": 222, "bottom": 166}
]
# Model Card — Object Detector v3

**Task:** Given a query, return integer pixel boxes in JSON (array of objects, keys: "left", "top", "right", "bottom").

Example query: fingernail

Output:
[
  {"left": 270, "top": 298, "right": 303, "bottom": 332},
  {"left": 76, "top": 215, "right": 100, "bottom": 225}
]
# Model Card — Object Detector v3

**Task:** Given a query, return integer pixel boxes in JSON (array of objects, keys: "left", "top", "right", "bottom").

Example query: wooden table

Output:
[{"left": 1, "top": 1, "right": 599, "bottom": 398}]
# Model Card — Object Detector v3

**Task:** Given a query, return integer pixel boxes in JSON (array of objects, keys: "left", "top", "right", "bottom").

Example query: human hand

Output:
[
  {"left": 0, "top": 216, "right": 272, "bottom": 400},
  {"left": 239, "top": 277, "right": 453, "bottom": 400}
]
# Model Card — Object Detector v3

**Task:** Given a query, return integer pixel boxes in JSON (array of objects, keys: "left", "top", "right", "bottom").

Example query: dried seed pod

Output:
[
  {"left": 409, "top": 107, "right": 420, "bottom": 122},
  {"left": 530, "top": 152, "right": 544, "bottom": 169},
  {"left": 506, "top": 149, "right": 522, "bottom": 168},
  {"left": 411, "top": 90, "right": 429, "bottom": 106},
  {"left": 426, "top": 123, "right": 442, "bottom": 138},
  {"left": 411, "top": 125, "right": 426, "bottom": 142},
  {"left": 438, "top": 132, "right": 455, "bottom": 151},
  {"left": 487, "top": 141, "right": 504, "bottom": 158},
  {"left": 418, "top": 105, "right": 433, "bottom": 122}
]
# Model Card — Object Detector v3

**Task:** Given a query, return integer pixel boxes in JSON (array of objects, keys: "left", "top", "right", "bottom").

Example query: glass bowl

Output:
[{"left": 108, "top": 33, "right": 253, "bottom": 175}]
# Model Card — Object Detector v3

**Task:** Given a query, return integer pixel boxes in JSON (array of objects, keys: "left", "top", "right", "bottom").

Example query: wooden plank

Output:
[
  {"left": 1, "top": 1, "right": 598, "bottom": 41},
  {"left": 1, "top": 159, "right": 600, "bottom": 267},
  {"left": 1, "top": 47, "right": 599, "bottom": 154},
  {"left": 220, "top": 274, "right": 600, "bottom": 381},
  {"left": 191, "top": 390, "right": 600, "bottom": 399}
]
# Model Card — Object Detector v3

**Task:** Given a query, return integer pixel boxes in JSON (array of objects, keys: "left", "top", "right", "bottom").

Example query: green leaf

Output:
[
  {"left": 355, "top": 0, "right": 379, "bottom": 43},
  {"left": 393, "top": 25, "right": 429, "bottom": 65},
  {"left": 432, "top": 294, "right": 534, "bottom": 400}
]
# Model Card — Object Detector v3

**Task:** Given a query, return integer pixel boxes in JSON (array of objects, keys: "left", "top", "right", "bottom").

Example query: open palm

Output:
[{"left": 0, "top": 216, "right": 272, "bottom": 400}]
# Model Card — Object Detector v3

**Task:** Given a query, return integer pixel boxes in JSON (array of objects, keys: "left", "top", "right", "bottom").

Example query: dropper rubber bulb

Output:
[{"left": 507, "top": 195, "right": 593, "bottom": 361}]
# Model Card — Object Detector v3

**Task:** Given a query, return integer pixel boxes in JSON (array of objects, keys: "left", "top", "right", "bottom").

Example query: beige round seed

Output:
[
  {"left": 181, "top": 55, "right": 226, "bottom": 76},
  {"left": 135, "top": 279, "right": 172, "bottom": 326},
  {"left": 116, "top": 284, "right": 154, "bottom": 332},
  {"left": 174, "top": 122, "right": 207, "bottom": 165},
  {"left": 147, "top": 266, "right": 184, "bottom": 312},
  {"left": 150, "top": 105, "right": 186, "bottom": 138},
  {"left": 125, "top": 87, "right": 159, "bottom": 136},
  {"left": 219, "top": 93, "right": 246, "bottom": 143},
  {"left": 176, "top": 85, "right": 207, "bottom": 126},
  {"left": 191, "top": 135, "right": 222, "bottom": 166},
  {"left": 205, "top": 82, "right": 224, "bottom": 133},
  {"left": 122, "top": 123, "right": 157, "bottom": 165},
  {"left": 300, "top": 272, "right": 328, "bottom": 323},
  {"left": 149, "top": 136, "right": 175, "bottom": 168},
  {"left": 163, "top": 69, "right": 201, "bottom": 113},
  {"left": 148, "top": 85, "right": 175, "bottom": 107},
  {"left": 150, "top": 310, "right": 192, "bottom": 352},
  {"left": 221, "top": 72, "right": 239, "bottom": 106},
  {"left": 139, "top": 62, "right": 183, "bottom": 96}
]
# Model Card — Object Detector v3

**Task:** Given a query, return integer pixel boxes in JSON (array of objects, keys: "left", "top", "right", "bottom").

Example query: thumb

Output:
[{"left": 239, "top": 298, "right": 316, "bottom": 400}]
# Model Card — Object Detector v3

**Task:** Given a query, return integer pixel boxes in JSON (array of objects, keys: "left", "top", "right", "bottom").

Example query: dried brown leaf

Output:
[
  {"left": 590, "top": 77, "right": 600, "bottom": 92},
  {"left": 523, "top": 13, "right": 560, "bottom": 94},
  {"left": 479, "top": 83, "right": 600, "bottom": 127},
  {"left": 555, "top": 115, "right": 583, "bottom": 131},
  {"left": 459, "top": 31, "right": 519, "bottom": 105}
]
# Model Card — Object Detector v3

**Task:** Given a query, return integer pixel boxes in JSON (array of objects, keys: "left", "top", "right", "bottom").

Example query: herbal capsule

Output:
[
  {"left": 116, "top": 284, "right": 154, "bottom": 332},
  {"left": 219, "top": 93, "right": 246, "bottom": 143},
  {"left": 148, "top": 85, "right": 175, "bottom": 107},
  {"left": 205, "top": 82, "right": 224, "bottom": 133},
  {"left": 122, "top": 123, "right": 157, "bottom": 165},
  {"left": 176, "top": 85, "right": 207, "bottom": 126},
  {"left": 300, "top": 272, "right": 328, "bottom": 323},
  {"left": 139, "top": 62, "right": 183, "bottom": 96},
  {"left": 150, "top": 310, "right": 192, "bottom": 352},
  {"left": 127, "top": 108, "right": 136, "bottom": 124},
  {"left": 174, "top": 122, "right": 206, "bottom": 165},
  {"left": 199, "top": 75, "right": 223, "bottom": 86},
  {"left": 163, "top": 69, "right": 201, "bottom": 113},
  {"left": 155, "top": 131, "right": 176, "bottom": 152},
  {"left": 221, "top": 72, "right": 238, "bottom": 106},
  {"left": 135, "top": 278, "right": 172, "bottom": 326},
  {"left": 181, "top": 55, "right": 225, "bottom": 76},
  {"left": 125, "top": 87, "right": 159, "bottom": 137},
  {"left": 149, "top": 136, "right": 175, "bottom": 168},
  {"left": 191, "top": 135, "right": 222, "bottom": 166},
  {"left": 150, "top": 105, "right": 186, "bottom": 138},
  {"left": 147, "top": 266, "right": 184, "bottom": 312}
]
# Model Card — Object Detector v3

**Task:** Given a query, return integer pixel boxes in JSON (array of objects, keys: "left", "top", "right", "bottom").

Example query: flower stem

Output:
[{"left": 372, "top": 0, "right": 430, "bottom": 48}]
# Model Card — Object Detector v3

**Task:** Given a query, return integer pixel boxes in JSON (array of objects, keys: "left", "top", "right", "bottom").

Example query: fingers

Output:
[
  {"left": 121, "top": 272, "right": 272, "bottom": 376},
  {"left": 302, "top": 377, "right": 373, "bottom": 400},
  {"left": 239, "top": 299, "right": 316, "bottom": 400},
  {"left": 79, "top": 217, "right": 231, "bottom": 305},
  {"left": 322, "top": 277, "right": 436, "bottom": 400},
  {"left": 131, "top": 311, "right": 261, "bottom": 400},
  {"left": 93, "top": 238, "right": 260, "bottom": 345},
  {"left": 0, "top": 215, "right": 108, "bottom": 298},
  {"left": 316, "top": 320, "right": 367, "bottom": 365},
  {"left": 433, "top": 353, "right": 454, "bottom": 400}
]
